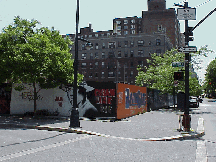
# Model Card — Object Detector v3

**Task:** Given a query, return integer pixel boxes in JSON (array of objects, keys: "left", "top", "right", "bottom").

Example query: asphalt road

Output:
[
  {"left": 1, "top": 99, "right": 215, "bottom": 162},
  {"left": 0, "top": 128, "right": 197, "bottom": 162}
]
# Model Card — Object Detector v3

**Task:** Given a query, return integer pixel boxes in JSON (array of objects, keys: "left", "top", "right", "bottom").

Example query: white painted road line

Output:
[
  {"left": 196, "top": 118, "right": 207, "bottom": 162},
  {"left": 0, "top": 135, "right": 91, "bottom": 161}
]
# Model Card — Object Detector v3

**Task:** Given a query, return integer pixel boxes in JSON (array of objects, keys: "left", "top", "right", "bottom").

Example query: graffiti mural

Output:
[
  {"left": 55, "top": 97, "right": 63, "bottom": 107},
  {"left": 125, "top": 88, "right": 147, "bottom": 109},
  {"left": 116, "top": 83, "right": 147, "bottom": 119}
]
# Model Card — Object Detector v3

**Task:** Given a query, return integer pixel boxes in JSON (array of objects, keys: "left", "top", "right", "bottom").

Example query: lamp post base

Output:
[
  {"left": 69, "top": 108, "right": 80, "bottom": 128},
  {"left": 182, "top": 114, "right": 191, "bottom": 132}
]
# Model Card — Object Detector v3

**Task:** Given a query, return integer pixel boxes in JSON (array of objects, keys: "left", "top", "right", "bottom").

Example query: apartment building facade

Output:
[{"left": 62, "top": 0, "right": 182, "bottom": 84}]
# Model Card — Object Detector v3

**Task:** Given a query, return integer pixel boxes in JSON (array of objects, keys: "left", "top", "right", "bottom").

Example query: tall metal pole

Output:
[
  {"left": 183, "top": 2, "right": 190, "bottom": 131},
  {"left": 70, "top": 0, "right": 80, "bottom": 127}
]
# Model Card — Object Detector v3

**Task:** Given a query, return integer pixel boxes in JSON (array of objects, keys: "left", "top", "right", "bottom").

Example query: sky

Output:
[{"left": 0, "top": 0, "right": 215, "bottom": 84}]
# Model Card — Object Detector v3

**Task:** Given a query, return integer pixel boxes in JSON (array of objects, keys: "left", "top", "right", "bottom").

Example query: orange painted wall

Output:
[{"left": 116, "top": 83, "right": 147, "bottom": 119}]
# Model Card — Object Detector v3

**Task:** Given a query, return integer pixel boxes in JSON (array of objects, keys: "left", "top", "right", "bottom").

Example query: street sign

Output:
[
  {"left": 177, "top": 8, "right": 196, "bottom": 20},
  {"left": 178, "top": 46, "right": 197, "bottom": 52},
  {"left": 172, "top": 62, "right": 185, "bottom": 67}
]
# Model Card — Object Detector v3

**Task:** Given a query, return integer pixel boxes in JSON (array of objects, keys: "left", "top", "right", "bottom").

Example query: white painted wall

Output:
[{"left": 10, "top": 83, "right": 72, "bottom": 116}]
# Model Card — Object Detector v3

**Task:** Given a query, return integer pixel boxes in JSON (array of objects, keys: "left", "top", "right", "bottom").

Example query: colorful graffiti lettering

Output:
[
  {"left": 95, "top": 89, "right": 115, "bottom": 105},
  {"left": 125, "top": 88, "right": 146, "bottom": 109}
]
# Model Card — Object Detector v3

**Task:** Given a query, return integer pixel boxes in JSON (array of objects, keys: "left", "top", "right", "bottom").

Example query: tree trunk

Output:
[{"left": 33, "top": 82, "right": 37, "bottom": 114}]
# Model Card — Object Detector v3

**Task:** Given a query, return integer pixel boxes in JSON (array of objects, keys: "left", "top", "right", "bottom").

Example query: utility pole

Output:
[
  {"left": 175, "top": 2, "right": 197, "bottom": 131},
  {"left": 183, "top": 2, "right": 191, "bottom": 132},
  {"left": 176, "top": 2, "right": 216, "bottom": 131}
]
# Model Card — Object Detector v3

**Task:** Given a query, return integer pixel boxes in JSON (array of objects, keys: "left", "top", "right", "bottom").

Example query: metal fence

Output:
[{"left": 147, "top": 88, "right": 177, "bottom": 111}]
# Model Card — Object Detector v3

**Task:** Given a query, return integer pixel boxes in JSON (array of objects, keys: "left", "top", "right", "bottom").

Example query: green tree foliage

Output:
[
  {"left": 135, "top": 48, "right": 202, "bottom": 96},
  {"left": 204, "top": 59, "right": 216, "bottom": 94},
  {"left": 0, "top": 16, "right": 83, "bottom": 112}
]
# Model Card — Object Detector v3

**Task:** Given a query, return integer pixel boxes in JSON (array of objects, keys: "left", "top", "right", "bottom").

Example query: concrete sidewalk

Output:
[{"left": 0, "top": 109, "right": 204, "bottom": 141}]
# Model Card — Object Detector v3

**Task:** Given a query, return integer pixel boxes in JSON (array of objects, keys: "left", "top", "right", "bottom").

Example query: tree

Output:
[
  {"left": 204, "top": 58, "right": 216, "bottom": 97},
  {"left": 0, "top": 16, "right": 83, "bottom": 113},
  {"left": 135, "top": 48, "right": 203, "bottom": 96}
]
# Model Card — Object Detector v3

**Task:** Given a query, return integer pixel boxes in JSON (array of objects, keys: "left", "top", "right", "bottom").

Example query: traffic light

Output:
[
  {"left": 174, "top": 72, "right": 184, "bottom": 80},
  {"left": 188, "top": 27, "right": 194, "bottom": 41},
  {"left": 184, "top": 27, "right": 194, "bottom": 42}
]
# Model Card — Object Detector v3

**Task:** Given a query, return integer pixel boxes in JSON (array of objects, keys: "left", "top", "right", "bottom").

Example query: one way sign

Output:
[{"left": 178, "top": 46, "right": 197, "bottom": 52}]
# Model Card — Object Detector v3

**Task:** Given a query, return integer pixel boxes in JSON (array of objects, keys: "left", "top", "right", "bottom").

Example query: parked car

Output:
[{"left": 189, "top": 99, "right": 199, "bottom": 108}]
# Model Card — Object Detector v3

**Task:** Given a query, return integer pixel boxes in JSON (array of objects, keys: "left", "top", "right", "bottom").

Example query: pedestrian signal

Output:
[{"left": 174, "top": 72, "right": 184, "bottom": 81}]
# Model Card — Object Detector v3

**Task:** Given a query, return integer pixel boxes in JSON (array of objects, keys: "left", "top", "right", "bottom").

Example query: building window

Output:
[
  {"left": 95, "top": 52, "right": 99, "bottom": 59},
  {"left": 138, "top": 40, "right": 144, "bottom": 46},
  {"left": 108, "top": 72, "right": 115, "bottom": 77},
  {"left": 138, "top": 60, "right": 143, "bottom": 66},
  {"left": 90, "top": 53, "right": 93, "bottom": 60},
  {"left": 102, "top": 62, "right": 105, "bottom": 68},
  {"left": 117, "top": 26, "right": 121, "bottom": 30},
  {"left": 89, "top": 35, "right": 92, "bottom": 38},
  {"left": 124, "top": 26, "right": 128, "bottom": 29},
  {"left": 81, "top": 63, "right": 86, "bottom": 68},
  {"left": 102, "top": 43, "right": 105, "bottom": 49},
  {"left": 130, "top": 51, "right": 134, "bottom": 57},
  {"left": 124, "top": 51, "right": 128, "bottom": 58},
  {"left": 118, "top": 51, "right": 121, "bottom": 58},
  {"left": 102, "top": 52, "right": 105, "bottom": 59},
  {"left": 108, "top": 52, "right": 115, "bottom": 58},
  {"left": 149, "top": 41, "right": 151, "bottom": 45},
  {"left": 107, "top": 33, "right": 110, "bottom": 37},
  {"left": 156, "top": 49, "right": 161, "bottom": 55},
  {"left": 85, "top": 35, "right": 87, "bottom": 38},
  {"left": 124, "top": 20, "right": 128, "bottom": 24},
  {"left": 90, "top": 62, "right": 93, "bottom": 69},
  {"left": 95, "top": 62, "right": 98, "bottom": 68},
  {"left": 108, "top": 42, "right": 116, "bottom": 48},
  {"left": 158, "top": 25, "right": 162, "bottom": 31},
  {"left": 132, "top": 30, "right": 136, "bottom": 34},
  {"left": 118, "top": 41, "right": 121, "bottom": 47},
  {"left": 89, "top": 73, "right": 92, "bottom": 78},
  {"left": 156, "top": 39, "right": 161, "bottom": 46},
  {"left": 116, "top": 20, "right": 121, "bottom": 25},
  {"left": 101, "top": 33, "right": 104, "bottom": 36},
  {"left": 138, "top": 19, "right": 142, "bottom": 24},
  {"left": 82, "top": 44, "right": 85, "bottom": 50},
  {"left": 131, "top": 19, "right": 135, "bottom": 24},
  {"left": 117, "top": 31, "right": 121, "bottom": 35},
  {"left": 81, "top": 53, "right": 87, "bottom": 60},
  {"left": 130, "top": 71, "right": 133, "bottom": 77},
  {"left": 138, "top": 50, "right": 144, "bottom": 57},
  {"left": 95, "top": 43, "right": 98, "bottom": 49},
  {"left": 131, "top": 62, "right": 134, "bottom": 67},
  {"left": 101, "top": 72, "right": 105, "bottom": 78},
  {"left": 124, "top": 41, "right": 128, "bottom": 47},
  {"left": 124, "top": 31, "right": 128, "bottom": 35},
  {"left": 95, "top": 72, "right": 98, "bottom": 78},
  {"left": 131, "top": 25, "right": 135, "bottom": 29},
  {"left": 95, "top": 34, "right": 98, "bottom": 37},
  {"left": 130, "top": 41, "right": 134, "bottom": 47}
]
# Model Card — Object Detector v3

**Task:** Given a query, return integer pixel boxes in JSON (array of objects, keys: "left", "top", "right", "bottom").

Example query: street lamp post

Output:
[
  {"left": 70, "top": 0, "right": 80, "bottom": 128},
  {"left": 70, "top": 0, "right": 92, "bottom": 127}
]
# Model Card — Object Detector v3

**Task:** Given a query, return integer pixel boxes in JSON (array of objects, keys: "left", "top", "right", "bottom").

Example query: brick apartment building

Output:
[{"left": 62, "top": 0, "right": 183, "bottom": 85}]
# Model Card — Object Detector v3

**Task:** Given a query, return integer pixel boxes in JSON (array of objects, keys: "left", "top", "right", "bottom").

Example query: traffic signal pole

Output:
[{"left": 183, "top": 2, "right": 191, "bottom": 132}]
